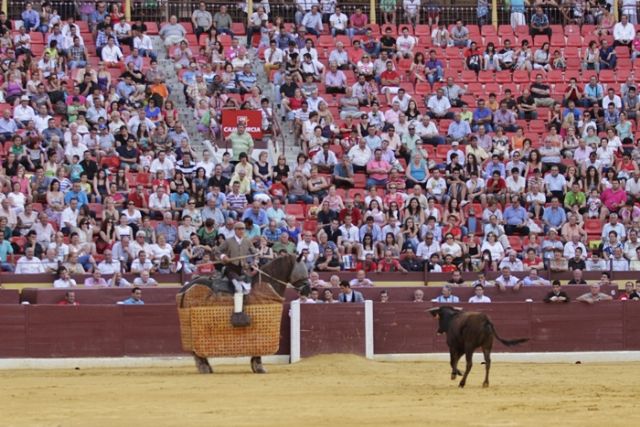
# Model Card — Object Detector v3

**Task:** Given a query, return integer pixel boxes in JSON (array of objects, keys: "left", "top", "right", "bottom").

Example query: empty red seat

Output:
[
  {"left": 285, "top": 204, "right": 306, "bottom": 220},
  {"left": 584, "top": 219, "right": 602, "bottom": 236}
]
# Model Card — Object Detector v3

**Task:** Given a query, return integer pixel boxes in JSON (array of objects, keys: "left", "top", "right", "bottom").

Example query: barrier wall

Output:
[
  {"left": 0, "top": 302, "right": 638, "bottom": 358},
  {"left": 15, "top": 285, "right": 620, "bottom": 306}
]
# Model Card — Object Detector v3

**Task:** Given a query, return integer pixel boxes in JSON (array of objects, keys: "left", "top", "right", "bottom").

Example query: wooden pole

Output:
[
  {"left": 124, "top": 0, "right": 131, "bottom": 22},
  {"left": 369, "top": 0, "right": 376, "bottom": 25},
  {"left": 492, "top": 0, "right": 498, "bottom": 29},
  {"left": 247, "top": 0, "right": 253, "bottom": 25}
]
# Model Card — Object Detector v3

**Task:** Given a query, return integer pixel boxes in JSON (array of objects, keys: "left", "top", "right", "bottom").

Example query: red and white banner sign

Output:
[{"left": 221, "top": 110, "right": 263, "bottom": 139}]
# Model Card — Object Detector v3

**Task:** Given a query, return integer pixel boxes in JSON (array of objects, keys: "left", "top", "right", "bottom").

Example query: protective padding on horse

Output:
[{"left": 179, "top": 303, "right": 282, "bottom": 357}]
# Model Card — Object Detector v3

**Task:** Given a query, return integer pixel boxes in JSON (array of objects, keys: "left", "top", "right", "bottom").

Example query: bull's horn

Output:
[
  {"left": 453, "top": 307, "right": 464, "bottom": 311},
  {"left": 426, "top": 307, "right": 440, "bottom": 313}
]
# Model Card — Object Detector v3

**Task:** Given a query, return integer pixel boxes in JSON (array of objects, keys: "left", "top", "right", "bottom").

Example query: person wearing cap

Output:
[
  {"left": 444, "top": 140, "right": 465, "bottom": 166},
  {"left": 13, "top": 95, "right": 35, "bottom": 127},
  {"left": 217, "top": 220, "right": 258, "bottom": 326}
]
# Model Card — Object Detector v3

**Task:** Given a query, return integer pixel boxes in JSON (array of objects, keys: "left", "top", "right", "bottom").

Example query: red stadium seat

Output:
[
  {"left": 564, "top": 24, "right": 580, "bottom": 36},
  {"left": 353, "top": 174, "right": 366, "bottom": 189},
  {"left": 414, "top": 24, "right": 431, "bottom": 37},
  {"left": 584, "top": 219, "right": 602, "bottom": 237},
  {"left": 508, "top": 236, "right": 523, "bottom": 252},
  {"left": 460, "top": 70, "right": 477, "bottom": 83},
  {"left": 565, "top": 34, "right": 583, "bottom": 47},
  {"left": 286, "top": 204, "right": 306, "bottom": 220},
  {"left": 478, "top": 71, "right": 495, "bottom": 83},
  {"left": 498, "top": 25, "right": 514, "bottom": 38},
  {"left": 512, "top": 70, "right": 530, "bottom": 84},
  {"left": 302, "top": 220, "right": 318, "bottom": 233},
  {"left": 481, "top": 25, "right": 497, "bottom": 36},
  {"left": 231, "top": 22, "right": 246, "bottom": 35}
]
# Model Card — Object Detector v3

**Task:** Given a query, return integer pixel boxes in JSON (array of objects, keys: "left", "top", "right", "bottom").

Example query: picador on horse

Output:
[{"left": 216, "top": 221, "right": 258, "bottom": 327}]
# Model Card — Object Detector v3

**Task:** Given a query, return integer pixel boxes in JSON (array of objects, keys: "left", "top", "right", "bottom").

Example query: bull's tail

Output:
[{"left": 487, "top": 321, "right": 529, "bottom": 347}]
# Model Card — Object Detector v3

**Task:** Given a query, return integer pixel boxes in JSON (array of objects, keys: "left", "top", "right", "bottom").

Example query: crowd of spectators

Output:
[{"left": 1, "top": 2, "right": 640, "bottom": 294}]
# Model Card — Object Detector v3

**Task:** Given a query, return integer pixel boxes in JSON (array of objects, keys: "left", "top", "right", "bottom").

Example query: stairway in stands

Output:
[{"left": 152, "top": 36, "right": 209, "bottom": 159}]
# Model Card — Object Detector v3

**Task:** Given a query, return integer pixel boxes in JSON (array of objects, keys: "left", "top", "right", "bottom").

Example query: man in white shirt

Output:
[
  {"left": 97, "top": 249, "right": 122, "bottom": 275},
  {"left": 347, "top": 139, "right": 373, "bottom": 173},
  {"left": 416, "top": 234, "right": 441, "bottom": 260},
  {"left": 148, "top": 187, "right": 171, "bottom": 219},
  {"left": 602, "top": 87, "right": 623, "bottom": 110},
  {"left": 495, "top": 266, "right": 521, "bottom": 291},
  {"left": 468, "top": 284, "right": 492, "bottom": 303},
  {"left": 15, "top": 247, "right": 46, "bottom": 274},
  {"left": 613, "top": 14, "right": 635, "bottom": 51},
  {"left": 498, "top": 251, "right": 524, "bottom": 272},
  {"left": 60, "top": 199, "right": 79, "bottom": 233},
  {"left": 130, "top": 231, "right": 153, "bottom": 258},
  {"left": 296, "top": 230, "right": 320, "bottom": 264},
  {"left": 302, "top": 5, "right": 323, "bottom": 36},
  {"left": 396, "top": 26, "right": 417, "bottom": 58},
  {"left": 53, "top": 268, "right": 77, "bottom": 288},
  {"left": 127, "top": 109, "right": 156, "bottom": 135},
  {"left": 13, "top": 96, "right": 35, "bottom": 127},
  {"left": 195, "top": 149, "right": 216, "bottom": 177},
  {"left": 149, "top": 151, "right": 175, "bottom": 178},
  {"left": 505, "top": 167, "right": 526, "bottom": 196},
  {"left": 33, "top": 105, "right": 53, "bottom": 134},
  {"left": 563, "top": 234, "right": 587, "bottom": 259},
  {"left": 101, "top": 36, "right": 123, "bottom": 66},
  {"left": 415, "top": 115, "right": 444, "bottom": 146},
  {"left": 338, "top": 214, "right": 361, "bottom": 259},
  {"left": 329, "top": 5, "right": 348, "bottom": 36},
  {"left": 263, "top": 39, "right": 284, "bottom": 74},
  {"left": 427, "top": 88, "right": 453, "bottom": 119},
  {"left": 64, "top": 134, "right": 88, "bottom": 163},
  {"left": 295, "top": 0, "right": 319, "bottom": 25},
  {"left": 403, "top": 0, "right": 421, "bottom": 26},
  {"left": 134, "top": 31, "right": 155, "bottom": 60},
  {"left": 130, "top": 250, "right": 154, "bottom": 274}
]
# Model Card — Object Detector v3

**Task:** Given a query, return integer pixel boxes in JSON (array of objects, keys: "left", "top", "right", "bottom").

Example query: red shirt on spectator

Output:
[
  {"left": 380, "top": 70, "right": 400, "bottom": 88},
  {"left": 378, "top": 258, "right": 402, "bottom": 272},
  {"left": 269, "top": 181, "right": 288, "bottom": 199},
  {"left": 101, "top": 155, "right": 121, "bottom": 173},
  {"left": 339, "top": 207, "right": 362, "bottom": 226},
  {"left": 486, "top": 177, "right": 506, "bottom": 193},
  {"left": 350, "top": 13, "right": 368, "bottom": 29},
  {"left": 442, "top": 264, "right": 457, "bottom": 273},
  {"left": 128, "top": 190, "right": 148, "bottom": 208},
  {"left": 355, "top": 260, "right": 378, "bottom": 272}
]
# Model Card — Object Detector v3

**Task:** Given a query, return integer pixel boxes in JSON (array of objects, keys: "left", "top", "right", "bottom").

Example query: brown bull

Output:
[{"left": 427, "top": 306, "right": 529, "bottom": 388}]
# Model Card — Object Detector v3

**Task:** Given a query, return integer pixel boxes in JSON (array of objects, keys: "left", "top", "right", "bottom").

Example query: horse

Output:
[{"left": 177, "top": 254, "right": 309, "bottom": 374}]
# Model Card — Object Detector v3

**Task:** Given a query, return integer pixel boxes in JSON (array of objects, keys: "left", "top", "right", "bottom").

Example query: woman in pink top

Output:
[{"left": 322, "top": 185, "right": 345, "bottom": 212}]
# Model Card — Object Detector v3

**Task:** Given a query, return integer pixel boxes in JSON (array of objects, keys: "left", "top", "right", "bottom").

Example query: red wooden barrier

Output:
[
  {"left": 0, "top": 302, "right": 638, "bottom": 358},
  {"left": 300, "top": 304, "right": 366, "bottom": 357},
  {"left": 0, "top": 289, "right": 19, "bottom": 304}
]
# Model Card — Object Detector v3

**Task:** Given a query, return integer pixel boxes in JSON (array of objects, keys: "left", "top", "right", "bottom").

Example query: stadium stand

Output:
[{"left": 0, "top": 1, "right": 638, "bottom": 299}]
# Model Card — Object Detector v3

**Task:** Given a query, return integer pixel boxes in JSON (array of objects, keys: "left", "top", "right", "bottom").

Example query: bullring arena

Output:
[{"left": 3, "top": 0, "right": 640, "bottom": 426}]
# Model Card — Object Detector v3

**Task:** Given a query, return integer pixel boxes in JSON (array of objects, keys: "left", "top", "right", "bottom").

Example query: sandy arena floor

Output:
[{"left": 0, "top": 355, "right": 638, "bottom": 427}]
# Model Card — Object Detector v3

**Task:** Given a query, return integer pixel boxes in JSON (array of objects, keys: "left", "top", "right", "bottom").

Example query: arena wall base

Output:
[
  {"left": 373, "top": 351, "right": 640, "bottom": 364},
  {"left": 0, "top": 355, "right": 291, "bottom": 370}
]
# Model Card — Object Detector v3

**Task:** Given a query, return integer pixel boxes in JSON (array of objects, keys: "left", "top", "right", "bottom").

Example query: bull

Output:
[{"left": 427, "top": 306, "right": 529, "bottom": 388}]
